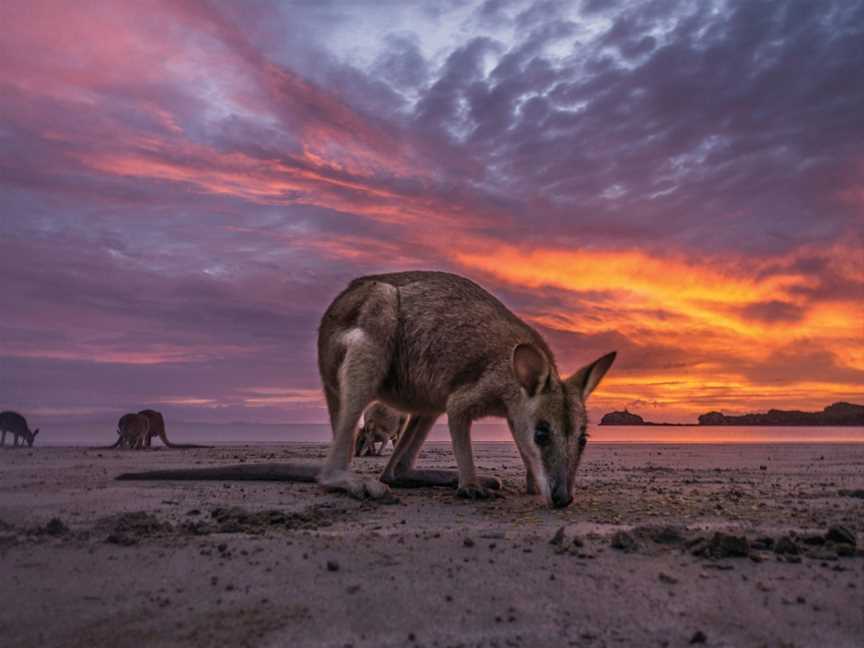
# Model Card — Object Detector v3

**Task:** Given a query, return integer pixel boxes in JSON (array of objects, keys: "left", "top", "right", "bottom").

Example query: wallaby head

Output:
[
  {"left": 355, "top": 403, "right": 405, "bottom": 456},
  {"left": 508, "top": 344, "right": 616, "bottom": 508},
  {"left": 25, "top": 428, "right": 39, "bottom": 447}
]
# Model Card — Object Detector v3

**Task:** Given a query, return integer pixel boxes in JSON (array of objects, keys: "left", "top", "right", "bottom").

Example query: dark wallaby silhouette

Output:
[
  {"left": 109, "top": 410, "right": 207, "bottom": 449},
  {"left": 119, "top": 271, "right": 615, "bottom": 508},
  {"left": 0, "top": 411, "right": 39, "bottom": 448}
]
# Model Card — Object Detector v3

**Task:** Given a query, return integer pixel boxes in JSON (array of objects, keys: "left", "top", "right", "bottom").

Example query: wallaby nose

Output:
[
  {"left": 550, "top": 485, "right": 573, "bottom": 509},
  {"left": 551, "top": 492, "right": 573, "bottom": 508}
]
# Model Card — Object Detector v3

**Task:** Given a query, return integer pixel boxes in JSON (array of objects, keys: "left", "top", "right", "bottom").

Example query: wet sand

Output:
[{"left": 1, "top": 442, "right": 862, "bottom": 647}]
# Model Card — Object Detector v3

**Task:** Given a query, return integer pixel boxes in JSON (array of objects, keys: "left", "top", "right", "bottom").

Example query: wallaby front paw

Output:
[
  {"left": 318, "top": 471, "right": 391, "bottom": 500},
  {"left": 457, "top": 484, "right": 497, "bottom": 500},
  {"left": 363, "top": 479, "right": 390, "bottom": 499}
]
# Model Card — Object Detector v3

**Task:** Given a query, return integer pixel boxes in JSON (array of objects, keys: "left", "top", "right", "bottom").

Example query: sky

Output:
[{"left": 1, "top": 0, "right": 863, "bottom": 429}]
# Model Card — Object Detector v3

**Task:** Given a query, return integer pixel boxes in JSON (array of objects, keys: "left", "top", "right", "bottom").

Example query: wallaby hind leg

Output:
[{"left": 318, "top": 336, "right": 391, "bottom": 500}]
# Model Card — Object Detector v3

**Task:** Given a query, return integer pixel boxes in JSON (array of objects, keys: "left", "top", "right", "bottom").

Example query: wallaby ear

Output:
[
  {"left": 512, "top": 343, "right": 549, "bottom": 396},
  {"left": 566, "top": 351, "right": 617, "bottom": 400}
]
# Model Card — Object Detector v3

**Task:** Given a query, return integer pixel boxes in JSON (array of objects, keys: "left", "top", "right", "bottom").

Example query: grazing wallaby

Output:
[
  {"left": 139, "top": 409, "right": 167, "bottom": 447},
  {"left": 0, "top": 411, "right": 40, "bottom": 448},
  {"left": 109, "top": 409, "right": 207, "bottom": 449},
  {"left": 112, "top": 412, "right": 150, "bottom": 449},
  {"left": 119, "top": 271, "right": 615, "bottom": 508},
  {"left": 355, "top": 403, "right": 407, "bottom": 457}
]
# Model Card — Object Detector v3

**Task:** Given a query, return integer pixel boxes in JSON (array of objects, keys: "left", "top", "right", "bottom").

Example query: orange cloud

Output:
[{"left": 455, "top": 243, "right": 863, "bottom": 421}]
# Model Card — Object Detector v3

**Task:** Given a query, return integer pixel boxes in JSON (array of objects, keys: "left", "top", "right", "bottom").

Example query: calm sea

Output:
[{"left": 29, "top": 422, "right": 864, "bottom": 447}]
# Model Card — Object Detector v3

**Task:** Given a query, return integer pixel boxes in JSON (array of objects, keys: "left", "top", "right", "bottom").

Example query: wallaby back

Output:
[{"left": 319, "top": 271, "right": 554, "bottom": 414}]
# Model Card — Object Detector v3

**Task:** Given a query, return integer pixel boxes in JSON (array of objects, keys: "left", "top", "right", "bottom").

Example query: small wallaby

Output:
[
  {"left": 355, "top": 403, "right": 407, "bottom": 457},
  {"left": 119, "top": 271, "right": 615, "bottom": 508},
  {"left": 137, "top": 409, "right": 205, "bottom": 448},
  {"left": 109, "top": 410, "right": 207, "bottom": 449},
  {"left": 0, "top": 411, "right": 40, "bottom": 448},
  {"left": 112, "top": 412, "right": 150, "bottom": 449}
]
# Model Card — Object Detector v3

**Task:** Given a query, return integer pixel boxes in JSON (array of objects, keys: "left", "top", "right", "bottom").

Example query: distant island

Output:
[
  {"left": 600, "top": 402, "right": 864, "bottom": 426},
  {"left": 696, "top": 402, "right": 864, "bottom": 426},
  {"left": 599, "top": 410, "right": 683, "bottom": 426}
]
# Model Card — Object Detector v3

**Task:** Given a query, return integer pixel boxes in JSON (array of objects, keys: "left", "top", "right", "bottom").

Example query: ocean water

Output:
[{"left": 26, "top": 421, "right": 864, "bottom": 447}]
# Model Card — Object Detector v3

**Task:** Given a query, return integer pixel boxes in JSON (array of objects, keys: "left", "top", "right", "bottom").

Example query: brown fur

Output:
[
  {"left": 138, "top": 409, "right": 170, "bottom": 447},
  {"left": 119, "top": 271, "right": 615, "bottom": 509},
  {"left": 113, "top": 413, "right": 150, "bottom": 449}
]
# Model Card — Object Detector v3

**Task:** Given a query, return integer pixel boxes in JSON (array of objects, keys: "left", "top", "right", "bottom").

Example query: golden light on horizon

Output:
[{"left": 456, "top": 243, "right": 863, "bottom": 421}]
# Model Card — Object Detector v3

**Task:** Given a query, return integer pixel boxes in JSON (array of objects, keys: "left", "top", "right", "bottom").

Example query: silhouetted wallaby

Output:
[
  {"left": 113, "top": 412, "right": 147, "bottom": 448},
  {"left": 0, "top": 411, "right": 39, "bottom": 448},
  {"left": 110, "top": 410, "right": 206, "bottom": 449}
]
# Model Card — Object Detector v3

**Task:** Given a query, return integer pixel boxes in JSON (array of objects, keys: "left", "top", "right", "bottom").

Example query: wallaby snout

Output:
[
  {"left": 550, "top": 485, "right": 573, "bottom": 509},
  {"left": 512, "top": 350, "right": 617, "bottom": 509},
  {"left": 548, "top": 466, "right": 574, "bottom": 508}
]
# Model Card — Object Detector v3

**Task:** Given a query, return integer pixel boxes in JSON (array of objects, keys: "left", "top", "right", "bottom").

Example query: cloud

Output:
[
  {"left": 1, "top": 0, "right": 862, "bottom": 427},
  {"left": 738, "top": 300, "right": 805, "bottom": 324}
]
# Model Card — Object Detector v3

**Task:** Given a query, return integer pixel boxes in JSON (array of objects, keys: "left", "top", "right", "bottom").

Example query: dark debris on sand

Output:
[
  {"left": 101, "top": 512, "right": 173, "bottom": 546},
  {"left": 610, "top": 530, "right": 639, "bottom": 553},
  {"left": 204, "top": 504, "right": 354, "bottom": 534},
  {"left": 837, "top": 488, "right": 864, "bottom": 498},
  {"left": 633, "top": 525, "right": 686, "bottom": 545},
  {"left": 603, "top": 524, "right": 860, "bottom": 563},
  {"left": 34, "top": 517, "right": 70, "bottom": 537},
  {"left": 98, "top": 507, "right": 329, "bottom": 545}
]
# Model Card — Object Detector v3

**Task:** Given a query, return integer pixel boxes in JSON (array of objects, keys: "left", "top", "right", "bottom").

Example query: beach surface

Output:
[{"left": 1, "top": 442, "right": 862, "bottom": 647}]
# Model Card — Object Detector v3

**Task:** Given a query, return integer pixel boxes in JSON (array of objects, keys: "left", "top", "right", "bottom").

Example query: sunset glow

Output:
[{"left": 2, "top": 0, "right": 862, "bottom": 427}]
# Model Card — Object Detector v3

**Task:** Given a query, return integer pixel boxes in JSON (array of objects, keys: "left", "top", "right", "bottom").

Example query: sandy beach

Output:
[{"left": 1, "top": 442, "right": 862, "bottom": 648}]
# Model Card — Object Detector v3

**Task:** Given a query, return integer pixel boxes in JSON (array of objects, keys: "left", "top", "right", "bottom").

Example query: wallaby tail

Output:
[
  {"left": 161, "top": 442, "right": 212, "bottom": 449},
  {"left": 116, "top": 462, "right": 320, "bottom": 482}
]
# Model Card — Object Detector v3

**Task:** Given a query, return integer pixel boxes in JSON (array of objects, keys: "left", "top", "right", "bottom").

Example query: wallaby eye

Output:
[
  {"left": 534, "top": 421, "right": 552, "bottom": 447},
  {"left": 578, "top": 425, "right": 588, "bottom": 448}
]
